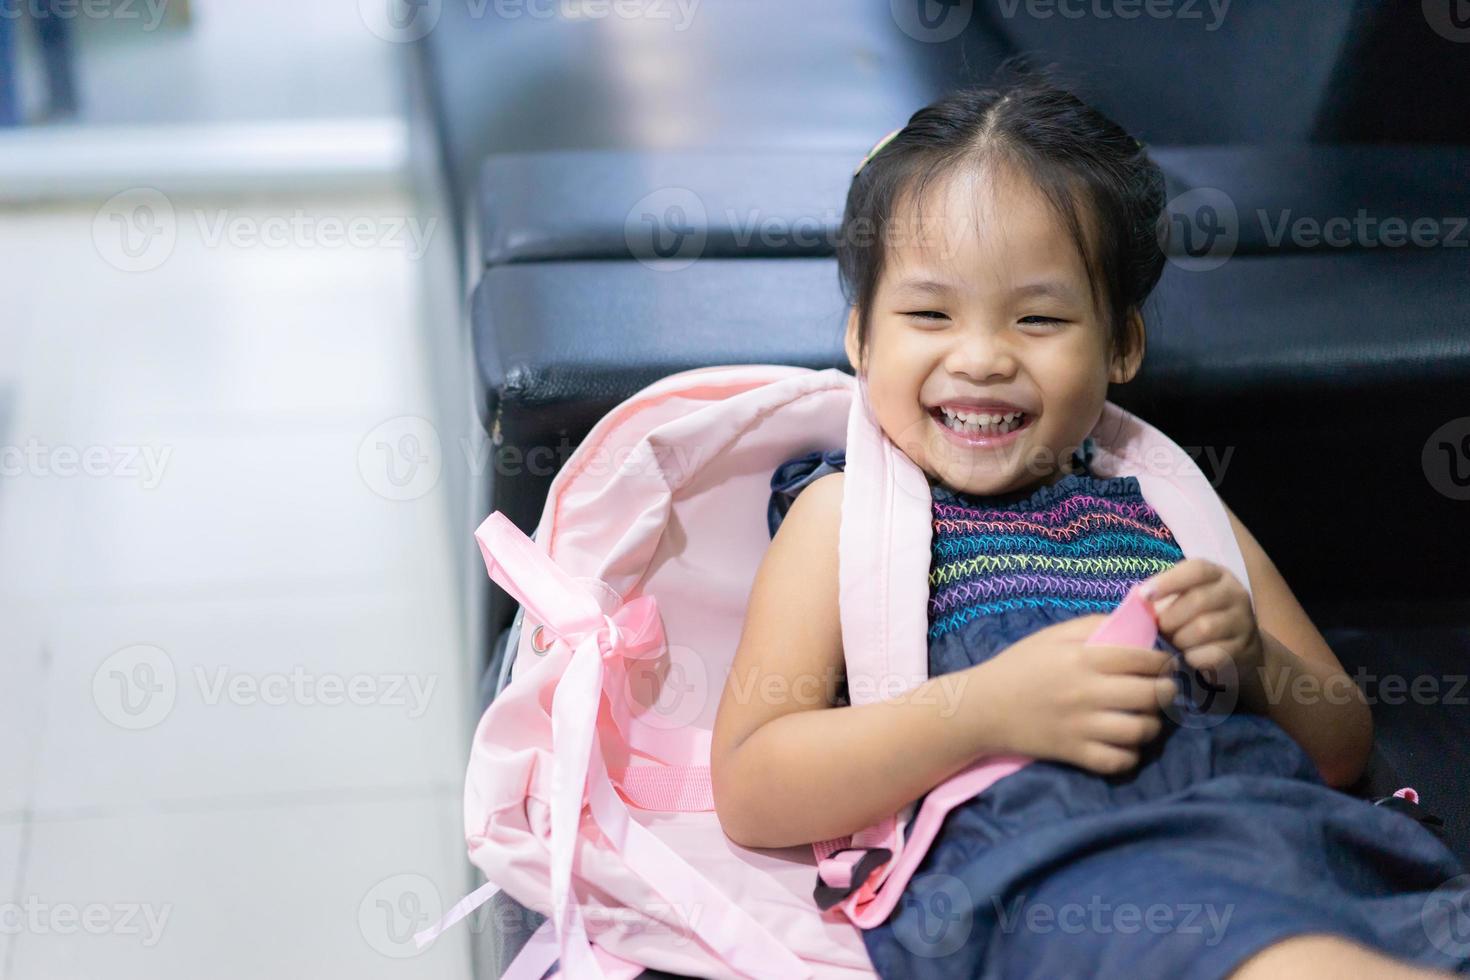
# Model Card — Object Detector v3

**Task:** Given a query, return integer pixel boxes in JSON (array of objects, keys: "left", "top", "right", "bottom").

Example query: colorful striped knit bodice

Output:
[
  {"left": 766, "top": 442, "right": 1188, "bottom": 665},
  {"left": 926, "top": 463, "right": 1185, "bottom": 641}
]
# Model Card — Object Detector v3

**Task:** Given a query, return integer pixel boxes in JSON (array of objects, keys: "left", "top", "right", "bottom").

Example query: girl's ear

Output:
[
  {"left": 844, "top": 307, "right": 864, "bottom": 375},
  {"left": 1108, "top": 308, "right": 1146, "bottom": 384}
]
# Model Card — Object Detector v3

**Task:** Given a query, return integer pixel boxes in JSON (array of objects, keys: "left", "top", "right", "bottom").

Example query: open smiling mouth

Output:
[{"left": 928, "top": 404, "right": 1035, "bottom": 448}]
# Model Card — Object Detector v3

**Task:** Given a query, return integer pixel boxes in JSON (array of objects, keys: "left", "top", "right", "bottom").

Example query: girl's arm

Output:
[
  {"left": 710, "top": 472, "right": 1008, "bottom": 850},
  {"left": 1224, "top": 504, "right": 1373, "bottom": 789}
]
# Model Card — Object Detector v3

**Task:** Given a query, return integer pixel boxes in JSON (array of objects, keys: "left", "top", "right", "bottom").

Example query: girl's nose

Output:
[{"left": 944, "top": 329, "right": 1019, "bottom": 382}]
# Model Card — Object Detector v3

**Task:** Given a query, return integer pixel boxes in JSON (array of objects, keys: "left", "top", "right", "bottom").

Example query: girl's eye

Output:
[
  {"left": 903, "top": 310, "right": 949, "bottom": 322},
  {"left": 1019, "top": 316, "right": 1066, "bottom": 330}
]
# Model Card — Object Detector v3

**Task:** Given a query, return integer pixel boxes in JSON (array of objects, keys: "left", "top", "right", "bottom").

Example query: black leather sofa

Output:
[
  {"left": 413, "top": 3, "right": 1470, "bottom": 975},
  {"left": 471, "top": 156, "right": 1470, "bottom": 971}
]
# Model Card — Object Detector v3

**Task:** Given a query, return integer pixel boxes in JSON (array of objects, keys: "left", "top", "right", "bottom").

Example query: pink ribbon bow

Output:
[{"left": 465, "top": 513, "right": 803, "bottom": 979}]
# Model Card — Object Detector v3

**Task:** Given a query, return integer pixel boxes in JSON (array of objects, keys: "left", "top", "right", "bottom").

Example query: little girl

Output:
[{"left": 710, "top": 69, "right": 1470, "bottom": 979}]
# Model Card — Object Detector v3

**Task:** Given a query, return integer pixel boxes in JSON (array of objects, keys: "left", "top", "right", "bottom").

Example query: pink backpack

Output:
[{"left": 415, "top": 364, "right": 1254, "bottom": 978}]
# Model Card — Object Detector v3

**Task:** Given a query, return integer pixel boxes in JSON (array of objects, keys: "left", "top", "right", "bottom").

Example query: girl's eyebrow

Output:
[
  {"left": 891, "top": 277, "right": 953, "bottom": 296},
  {"left": 1012, "top": 280, "right": 1082, "bottom": 303},
  {"left": 892, "top": 277, "right": 1082, "bottom": 303}
]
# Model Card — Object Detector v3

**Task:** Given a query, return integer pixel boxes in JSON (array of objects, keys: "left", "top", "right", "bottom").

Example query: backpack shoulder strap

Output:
[
  {"left": 837, "top": 371, "right": 932, "bottom": 702},
  {"left": 1088, "top": 402, "right": 1252, "bottom": 601},
  {"left": 826, "top": 373, "right": 932, "bottom": 894}
]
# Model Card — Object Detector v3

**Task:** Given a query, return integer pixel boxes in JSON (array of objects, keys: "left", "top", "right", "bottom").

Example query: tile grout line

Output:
[
  {"left": 4, "top": 638, "right": 53, "bottom": 980},
  {"left": 0, "top": 781, "right": 461, "bottom": 827}
]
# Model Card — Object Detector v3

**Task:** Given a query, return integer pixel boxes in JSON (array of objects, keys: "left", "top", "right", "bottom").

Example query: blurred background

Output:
[{"left": 0, "top": 1, "right": 1467, "bottom": 978}]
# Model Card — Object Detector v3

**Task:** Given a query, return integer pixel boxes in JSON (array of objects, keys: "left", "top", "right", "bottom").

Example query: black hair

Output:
[{"left": 836, "top": 57, "right": 1167, "bottom": 373}]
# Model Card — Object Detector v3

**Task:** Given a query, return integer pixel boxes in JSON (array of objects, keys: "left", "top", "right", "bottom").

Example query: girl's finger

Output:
[
  {"left": 1085, "top": 643, "right": 1174, "bottom": 677},
  {"left": 1154, "top": 579, "right": 1234, "bottom": 637},
  {"left": 1172, "top": 609, "right": 1234, "bottom": 650},
  {"left": 1088, "top": 672, "right": 1176, "bottom": 713},
  {"left": 1181, "top": 643, "right": 1233, "bottom": 676},
  {"left": 1140, "top": 559, "right": 1220, "bottom": 602},
  {"left": 1085, "top": 709, "right": 1164, "bottom": 748}
]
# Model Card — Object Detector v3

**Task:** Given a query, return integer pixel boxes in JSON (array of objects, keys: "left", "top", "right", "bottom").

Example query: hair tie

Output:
[{"left": 853, "top": 125, "right": 903, "bottom": 177}]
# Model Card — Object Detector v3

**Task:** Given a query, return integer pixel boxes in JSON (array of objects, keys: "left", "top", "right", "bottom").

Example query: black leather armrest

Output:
[
  {"left": 476, "top": 146, "right": 1470, "bottom": 269},
  {"left": 478, "top": 151, "right": 860, "bottom": 267},
  {"left": 472, "top": 257, "right": 848, "bottom": 437},
  {"left": 1152, "top": 145, "right": 1470, "bottom": 256}
]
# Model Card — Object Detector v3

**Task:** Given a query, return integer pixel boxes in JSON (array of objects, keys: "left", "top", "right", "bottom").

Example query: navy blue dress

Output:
[{"left": 769, "top": 446, "right": 1470, "bottom": 979}]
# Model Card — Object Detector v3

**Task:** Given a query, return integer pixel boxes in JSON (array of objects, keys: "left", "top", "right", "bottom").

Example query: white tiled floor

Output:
[{"left": 0, "top": 194, "right": 475, "bottom": 979}]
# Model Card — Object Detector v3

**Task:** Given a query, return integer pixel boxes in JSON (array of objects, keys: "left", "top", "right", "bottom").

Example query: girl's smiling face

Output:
[{"left": 845, "top": 158, "right": 1143, "bottom": 498}]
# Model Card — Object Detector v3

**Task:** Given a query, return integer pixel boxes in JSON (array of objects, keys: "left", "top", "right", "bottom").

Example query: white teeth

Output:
[{"left": 938, "top": 406, "right": 1026, "bottom": 436}]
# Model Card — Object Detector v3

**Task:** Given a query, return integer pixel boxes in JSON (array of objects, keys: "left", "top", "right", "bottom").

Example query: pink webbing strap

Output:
[
  {"left": 424, "top": 512, "right": 804, "bottom": 978},
  {"left": 501, "top": 920, "right": 561, "bottom": 980},
  {"left": 583, "top": 736, "right": 807, "bottom": 976},
  {"left": 485, "top": 919, "right": 650, "bottom": 980},
  {"left": 413, "top": 879, "right": 502, "bottom": 950},
  {"left": 612, "top": 763, "right": 714, "bottom": 811},
  {"left": 812, "top": 836, "right": 851, "bottom": 861},
  {"left": 419, "top": 885, "right": 670, "bottom": 978},
  {"left": 832, "top": 583, "right": 1162, "bottom": 926},
  {"left": 816, "top": 851, "right": 866, "bottom": 890},
  {"left": 834, "top": 755, "right": 1031, "bottom": 926}
]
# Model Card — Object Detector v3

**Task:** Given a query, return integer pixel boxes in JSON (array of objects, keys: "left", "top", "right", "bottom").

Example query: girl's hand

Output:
[
  {"left": 1142, "top": 559, "right": 1266, "bottom": 700},
  {"left": 980, "top": 614, "right": 1178, "bottom": 776}
]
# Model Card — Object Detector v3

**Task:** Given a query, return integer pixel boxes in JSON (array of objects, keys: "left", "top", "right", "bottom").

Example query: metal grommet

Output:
[{"left": 529, "top": 624, "right": 554, "bottom": 655}]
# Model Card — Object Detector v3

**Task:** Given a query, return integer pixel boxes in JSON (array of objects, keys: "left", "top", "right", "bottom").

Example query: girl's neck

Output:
[{"left": 927, "top": 440, "right": 1093, "bottom": 499}]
